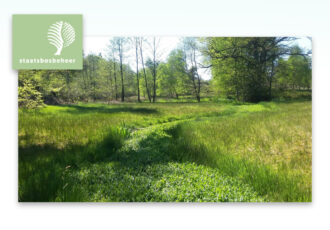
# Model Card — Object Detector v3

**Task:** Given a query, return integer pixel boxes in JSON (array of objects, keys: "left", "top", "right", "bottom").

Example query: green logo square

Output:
[{"left": 13, "top": 14, "right": 83, "bottom": 70}]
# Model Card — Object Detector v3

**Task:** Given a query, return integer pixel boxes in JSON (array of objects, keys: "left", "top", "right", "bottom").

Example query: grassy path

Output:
[
  {"left": 57, "top": 122, "right": 264, "bottom": 202},
  {"left": 19, "top": 101, "right": 311, "bottom": 202}
]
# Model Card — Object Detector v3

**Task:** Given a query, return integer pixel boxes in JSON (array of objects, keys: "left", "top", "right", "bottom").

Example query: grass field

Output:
[{"left": 18, "top": 100, "right": 312, "bottom": 202}]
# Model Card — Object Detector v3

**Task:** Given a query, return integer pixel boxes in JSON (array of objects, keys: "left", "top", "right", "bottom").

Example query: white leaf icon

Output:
[{"left": 47, "top": 21, "right": 76, "bottom": 56}]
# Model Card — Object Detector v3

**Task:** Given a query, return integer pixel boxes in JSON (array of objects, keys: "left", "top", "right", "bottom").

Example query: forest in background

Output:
[
  {"left": 18, "top": 37, "right": 312, "bottom": 202},
  {"left": 18, "top": 37, "right": 311, "bottom": 108}
]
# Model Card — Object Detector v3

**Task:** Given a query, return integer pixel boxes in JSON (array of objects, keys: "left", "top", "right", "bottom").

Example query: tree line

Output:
[
  {"left": 204, "top": 37, "right": 311, "bottom": 102},
  {"left": 18, "top": 37, "right": 311, "bottom": 108}
]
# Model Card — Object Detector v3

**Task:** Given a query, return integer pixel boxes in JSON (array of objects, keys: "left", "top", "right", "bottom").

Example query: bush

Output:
[{"left": 18, "top": 79, "right": 44, "bottom": 109}]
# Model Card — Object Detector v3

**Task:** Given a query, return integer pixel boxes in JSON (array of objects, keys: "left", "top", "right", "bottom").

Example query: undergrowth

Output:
[{"left": 19, "top": 101, "right": 311, "bottom": 202}]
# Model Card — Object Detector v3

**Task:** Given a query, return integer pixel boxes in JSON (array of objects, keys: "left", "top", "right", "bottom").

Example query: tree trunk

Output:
[
  {"left": 135, "top": 39, "right": 141, "bottom": 103},
  {"left": 139, "top": 39, "right": 151, "bottom": 103},
  {"left": 269, "top": 61, "right": 274, "bottom": 100},
  {"left": 269, "top": 79, "right": 272, "bottom": 99},
  {"left": 152, "top": 38, "right": 157, "bottom": 103},
  {"left": 108, "top": 63, "right": 113, "bottom": 103},
  {"left": 92, "top": 60, "right": 96, "bottom": 102},
  {"left": 153, "top": 68, "right": 156, "bottom": 103},
  {"left": 120, "top": 61, "right": 124, "bottom": 102},
  {"left": 192, "top": 49, "right": 201, "bottom": 103},
  {"left": 113, "top": 62, "right": 118, "bottom": 100},
  {"left": 118, "top": 40, "right": 124, "bottom": 102},
  {"left": 191, "top": 71, "right": 199, "bottom": 102}
]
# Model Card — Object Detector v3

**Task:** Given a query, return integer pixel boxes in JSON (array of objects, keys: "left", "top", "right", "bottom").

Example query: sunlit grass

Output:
[
  {"left": 169, "top": 101, "right": 312, "bottom": 201},
  {"left": 18, "top": 101, "right": 311, "bottom": 202}
]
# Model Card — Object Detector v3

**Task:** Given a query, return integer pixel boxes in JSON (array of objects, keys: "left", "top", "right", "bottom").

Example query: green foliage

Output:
[
  {"left": 272, "top": 89, "right": 312, "bottom": 101},
  {"left": 17, "top": 37, "right": 312, "bottom": 202},
  {"left": 275, "top": 47, "right": 312, "bottom": 90},
  {"left": 19, "top": 101, "right": 311, "bottom": 202},
  {"left": 158, "top": 49, "right": 191, "bottom": 98},
  {"left": 169, "top": 101, "right": 311, "bottom": 201},
  {"left": 18, "top": 37, "right": 311, "bottom": 105},
  {"left": 205, "top": 37, "right": 311, "bottom": 102},
  {"left": 18, "top": 77, "right": 44, "bottom": 109}
]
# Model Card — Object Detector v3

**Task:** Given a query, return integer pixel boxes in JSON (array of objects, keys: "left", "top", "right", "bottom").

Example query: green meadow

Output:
[{"left": 19, "top": 100, "right": 311, "bottom": 202}]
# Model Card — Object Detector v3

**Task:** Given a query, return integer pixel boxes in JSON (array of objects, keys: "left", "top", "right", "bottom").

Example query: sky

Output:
[
  {"left": 84, "top": 36, "right": 213, "bottom": 79},
  {"left": 84, "top": 36, "right": 312, "bottom": 80}
]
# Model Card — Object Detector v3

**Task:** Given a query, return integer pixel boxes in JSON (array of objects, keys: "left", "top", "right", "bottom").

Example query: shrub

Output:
[{"left": 18, "top": 79, "right": 44, "bottom": 109}]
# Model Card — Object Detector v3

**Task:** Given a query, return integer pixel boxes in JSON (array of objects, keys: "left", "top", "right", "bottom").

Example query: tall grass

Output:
[
  {"left": 19, "top": 102, "right": 232, "bottom": 201},
  {"left": 18, "top": 101, "right": 311, "bottom": 201},
  {"left": 168, "top": 101, "right": 312, "bottom": 201}
]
